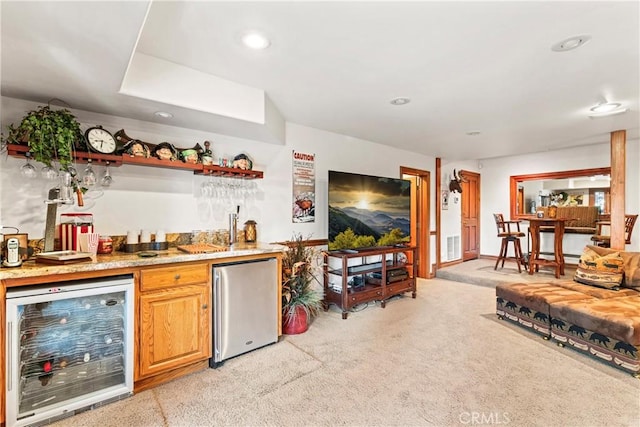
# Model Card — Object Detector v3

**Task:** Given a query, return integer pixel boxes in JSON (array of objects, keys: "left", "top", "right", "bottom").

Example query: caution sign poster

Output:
[{"left": 292, "top": 151, "right": 315, "bottom": 223}]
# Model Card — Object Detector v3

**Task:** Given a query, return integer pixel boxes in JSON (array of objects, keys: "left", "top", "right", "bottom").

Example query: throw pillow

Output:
[
  {"left": 573, "top": 245, "right": 624, "bottom": 290},
  {"left": 620, "top": 252, "right": 640, "bottom": 290}
]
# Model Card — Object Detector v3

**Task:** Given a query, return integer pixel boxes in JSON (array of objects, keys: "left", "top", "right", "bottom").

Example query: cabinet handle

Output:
[
  {"left": 202, "top": 304, "right": 208, "bottom": 309},
  {"left": 174, "top": 274, "right": 181, "bottom": 280}
]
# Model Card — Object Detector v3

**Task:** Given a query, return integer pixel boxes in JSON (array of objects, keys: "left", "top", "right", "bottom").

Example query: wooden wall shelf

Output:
[{"left": 4, "top": 144, "right": 264, "bottom": 179}]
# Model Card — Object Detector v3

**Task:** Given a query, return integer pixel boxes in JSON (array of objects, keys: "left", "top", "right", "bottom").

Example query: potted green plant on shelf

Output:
[
  {"left": 282, "top": 234, "right": 324, "bottom": 334},
  {"left": 4, "top": 104, "right": 87, "bottom": 204},
  {"left": 4, "top": 104, "right": 82, "bottom": 171}
]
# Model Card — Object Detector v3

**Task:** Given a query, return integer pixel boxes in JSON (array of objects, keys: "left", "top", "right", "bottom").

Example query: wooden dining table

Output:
[{"left": 527, "top": 217, "right": 573, "bottom": 278}]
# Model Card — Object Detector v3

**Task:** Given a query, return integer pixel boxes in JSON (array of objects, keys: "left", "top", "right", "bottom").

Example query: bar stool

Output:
[
  {"left": 591, "top": 214, "right": 638, "bottom": 248},
  {"left": 493, "top": 213, "right": 526, "bottom": 272}
]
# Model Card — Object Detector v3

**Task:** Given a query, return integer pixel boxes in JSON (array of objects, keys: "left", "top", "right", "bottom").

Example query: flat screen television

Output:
[{"left": 328, "top": 170, "right": 411, "bottom": 251}]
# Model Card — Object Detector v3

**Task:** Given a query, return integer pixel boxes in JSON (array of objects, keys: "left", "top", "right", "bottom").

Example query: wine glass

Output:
[
  {"left": 20, "top": 152, "right": 37, "bottom": 178},
  {"left": 83, "top": 160, "right": 96, "bottom": 187},
  {"left": 66, "top": 165, "right": 78, "bottom": 178},
  {"left": 41, "top": 165, "right": 59, "bottom": 180},
  {"left": 101, "top": 161, "right": 113, "bottom": 187}
]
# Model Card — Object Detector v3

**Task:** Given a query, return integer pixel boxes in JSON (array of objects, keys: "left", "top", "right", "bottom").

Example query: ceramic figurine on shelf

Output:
[
  {"left": 122, "top": 139, "right": 150, "bottom": 158},
  {"left": 181, "top": 149, "right": 199, "bottom": 164},
  {"left": 152, "top": 142, "right": 178, "bottom": 161},
  {"left": 115, "top": 129, "right": 152, "bottom": 156},
  {"left": 232, "top": 153, "right": 253, "bottom": 170},
  {"left": 201, "top": 140, "right": 214, "bottom": 165}
]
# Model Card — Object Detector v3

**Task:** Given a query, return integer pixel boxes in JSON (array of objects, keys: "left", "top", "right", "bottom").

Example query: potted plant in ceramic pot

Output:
[
  {"left": 282, "top": 234, "right": 324, "bottom": 334},
  {"left": 5, "top": 104, "right": 82, "bottom": 170},
  {"left": 4, "top": 103, "right": 86, "bottom": 204}
]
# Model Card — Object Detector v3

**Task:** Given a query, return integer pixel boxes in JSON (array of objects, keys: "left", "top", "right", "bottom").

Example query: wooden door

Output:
[
  {"left": 401, "top": 167, "right": 430, "bottom": 278},
  {"left": 138, "top": 284, "right": 211, "bottom": 378},
  {"left": 461, "top": 170, "right": 481, "bottom": 261}
]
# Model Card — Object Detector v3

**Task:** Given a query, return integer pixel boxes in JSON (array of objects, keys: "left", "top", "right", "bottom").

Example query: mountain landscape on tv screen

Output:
[
  {"left": 328, "top": 171, "right": 412, "bottom": 249},
  {"left": 328, "top": 206, "right": 410, "bottom": 242}
]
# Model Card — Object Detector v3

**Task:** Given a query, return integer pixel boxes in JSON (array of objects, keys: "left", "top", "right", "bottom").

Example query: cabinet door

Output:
[{"left": 138, "top": 284, "right": 211, "bottom": 378}]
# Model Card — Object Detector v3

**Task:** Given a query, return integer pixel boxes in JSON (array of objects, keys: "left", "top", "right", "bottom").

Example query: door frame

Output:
[{"left": 400, "top": 166, "right": 430, "bottom": 278}]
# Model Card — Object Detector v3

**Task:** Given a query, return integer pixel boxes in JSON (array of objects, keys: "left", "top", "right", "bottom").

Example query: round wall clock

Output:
[{"left": 84, "top": 126, "right": 117, "bottom": 154}]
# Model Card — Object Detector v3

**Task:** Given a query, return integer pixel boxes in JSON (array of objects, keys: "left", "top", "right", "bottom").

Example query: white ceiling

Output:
[{"left": 2, "top": 1, "right": 638, "bottom": 161}]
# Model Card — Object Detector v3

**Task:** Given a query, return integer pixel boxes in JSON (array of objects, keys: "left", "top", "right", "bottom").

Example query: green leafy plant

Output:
[
  {"left": 5, "top": 104, "right": 82, "bottom": 170},
  {"left": 282, "top": 234, "right": 324, "bottom": 323}
]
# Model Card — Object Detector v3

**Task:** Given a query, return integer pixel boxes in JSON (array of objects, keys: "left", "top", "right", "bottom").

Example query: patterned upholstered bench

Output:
[
  {"left": 496, "top": 281, "right": 636, "bottom": 336},
  {"left": 549, "top": 295, "right": 640, "bottom": 373},
  {"left": 496, "top": 282, "right": 594, "bottom": 336},
  {"left": 496, "top": 246, "right": 640, "bottom": 376}
]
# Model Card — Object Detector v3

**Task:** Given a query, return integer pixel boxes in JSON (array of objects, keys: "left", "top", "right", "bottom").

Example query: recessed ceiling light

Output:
[
  {"left": 390, "top": 97, "right": 411, "bottom": 106},
  {"left": 154, "top": 111, "right": 173, "bottom": 119},
  {"left": 241, "top": 31, "right": 271, "bottom": 50},
  {"left": 466, "top": 131, "right": 481, "bottom": 136},
  {"left": 551, "top": 35, "right": 591, "bottom": 52}
]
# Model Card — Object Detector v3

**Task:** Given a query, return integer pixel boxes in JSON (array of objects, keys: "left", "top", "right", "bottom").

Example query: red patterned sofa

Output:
[{"left": 496, "top": 245, "right": 640, "bottom": 376}]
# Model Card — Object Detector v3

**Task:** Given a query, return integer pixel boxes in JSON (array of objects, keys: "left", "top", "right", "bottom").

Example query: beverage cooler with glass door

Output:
[{"left": 5, "top": 275, "right": 134, "bottom": 427}]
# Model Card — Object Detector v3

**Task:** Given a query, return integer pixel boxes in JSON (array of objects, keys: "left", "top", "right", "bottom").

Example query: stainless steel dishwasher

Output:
[{"left": 210, "top": 258, "right": 278, "bottom": 367}]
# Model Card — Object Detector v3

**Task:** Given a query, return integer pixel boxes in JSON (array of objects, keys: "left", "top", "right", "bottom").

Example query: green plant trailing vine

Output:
[{"left": 5, "top": 105, "right": 81, "bottom": 170}]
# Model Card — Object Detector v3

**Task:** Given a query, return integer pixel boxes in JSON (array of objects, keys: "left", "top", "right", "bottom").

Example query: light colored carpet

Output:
[
  {"left": 53, "top": 275, "right": 640, "bottom": 427},
  {"left": 435, "top": 258, "right": 578, "bottom": 288}
]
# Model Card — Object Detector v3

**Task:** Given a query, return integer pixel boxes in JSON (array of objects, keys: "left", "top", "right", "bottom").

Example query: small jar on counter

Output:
[{"left": 97, "top": 236, "right": 113, "bottom": 254}]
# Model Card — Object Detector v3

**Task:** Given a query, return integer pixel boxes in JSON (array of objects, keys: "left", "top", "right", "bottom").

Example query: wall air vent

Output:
[{"left": 446, "top": 235, "right": 461, "bottom": 261}]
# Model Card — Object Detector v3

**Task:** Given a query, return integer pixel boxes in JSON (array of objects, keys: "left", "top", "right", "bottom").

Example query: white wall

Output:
[
  {"left": 438, "top": 140, "right": 640, "bottom": 263},
  {"left": 0, "top": 97, "right": 436, "bottom": 250}
]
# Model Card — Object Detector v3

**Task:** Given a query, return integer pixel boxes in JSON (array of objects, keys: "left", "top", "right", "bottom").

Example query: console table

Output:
[
  {"left": 527, "top": 217, "right": 572, "bottom": 278},
  {"left": 323, "top": 246, "right": 417, "bottom": 319}
]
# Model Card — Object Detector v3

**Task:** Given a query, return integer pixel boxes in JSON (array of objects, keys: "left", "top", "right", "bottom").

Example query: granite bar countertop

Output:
[{"left": 0, "top": 242, "right": 285, "bottom": 281}]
